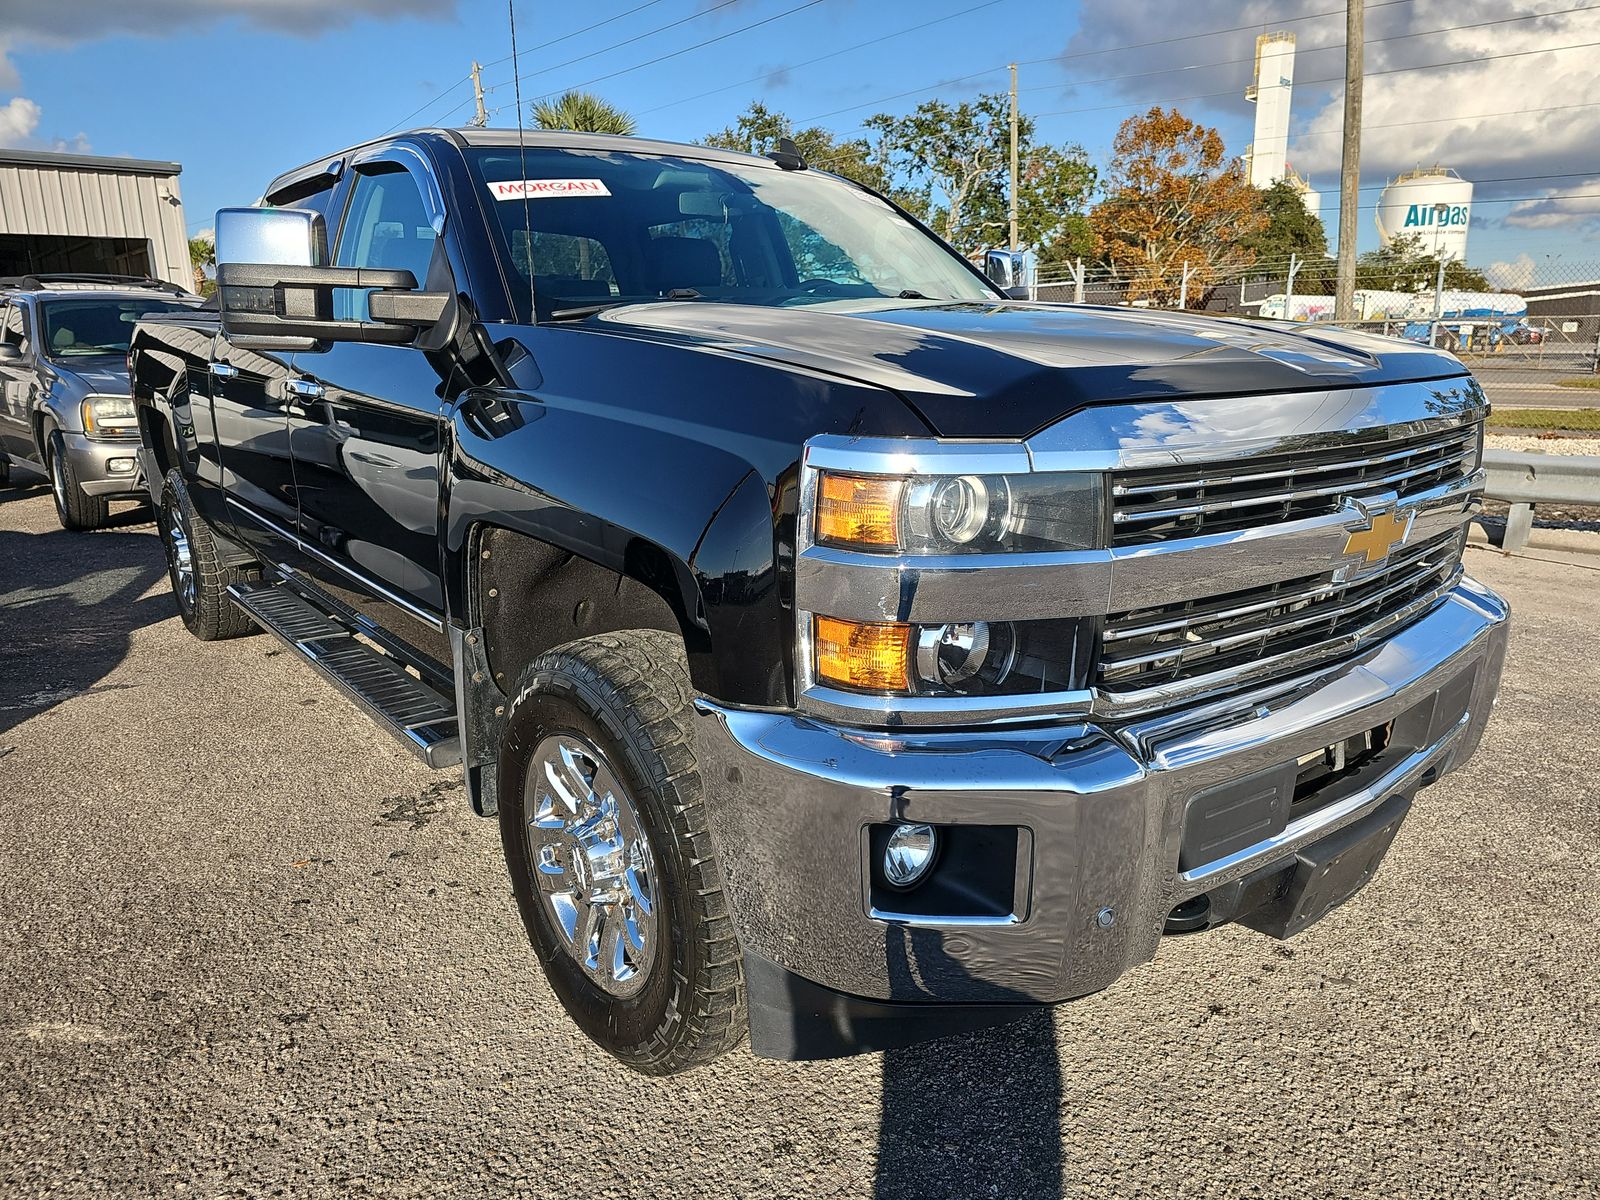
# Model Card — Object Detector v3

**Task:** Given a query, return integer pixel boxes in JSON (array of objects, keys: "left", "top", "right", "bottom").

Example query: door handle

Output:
[
  {"left": 208, "top": 362, "right": 239, "bottom": 380},
  {"left": 284, "top": 378, "right": 326, "bottom": 405}
]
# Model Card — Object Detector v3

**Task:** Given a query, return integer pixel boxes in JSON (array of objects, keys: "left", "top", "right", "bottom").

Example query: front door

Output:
[
  {"left": 286, "top": 159, "right": 451, "bottom": 656},
  {"left": 206, "top": 333, "right": 300, "bottom": 560}
]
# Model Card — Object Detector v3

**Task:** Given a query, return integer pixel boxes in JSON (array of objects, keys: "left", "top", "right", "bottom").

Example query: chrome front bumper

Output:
[{"left": 693, "top": 577, "right": 1509, "bottom": 1007}]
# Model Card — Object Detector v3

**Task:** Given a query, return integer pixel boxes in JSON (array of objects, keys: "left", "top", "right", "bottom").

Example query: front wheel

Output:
[
  {"left": 156, "top": 469, "right": 258, "bottom": 640},
  {"left": 47, "top": 433, "right": 109, "bottom": 531},
  {"left": 499, "top": 630, "right": 746, "bottom": 1075}
]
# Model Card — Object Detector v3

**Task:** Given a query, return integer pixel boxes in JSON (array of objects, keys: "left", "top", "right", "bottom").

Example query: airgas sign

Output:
[{"left": 1375, "top": 169, "right": 1474, "bottom": 262}]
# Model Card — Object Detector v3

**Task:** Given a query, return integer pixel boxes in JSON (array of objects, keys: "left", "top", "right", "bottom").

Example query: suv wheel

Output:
[
  {"left": 156, "top": 469, "right": 258, "bottom": 640},
  {"left": 47, "top": 433, "right": 109, "bottom": 531},
  {"left": 499, "top": 629, "right": 747, "bottom": 1075}
]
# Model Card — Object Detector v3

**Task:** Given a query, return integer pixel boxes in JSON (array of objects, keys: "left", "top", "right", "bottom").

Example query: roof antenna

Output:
[
  {"left": 507, "top": 0, "right": 537, "bottom": 322},
  {"left": 768, "top": 136, "right": 807, "bottom": 171}
]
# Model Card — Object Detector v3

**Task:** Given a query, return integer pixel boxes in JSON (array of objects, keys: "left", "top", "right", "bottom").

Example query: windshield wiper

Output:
[{"left": 547, "top": 301, "right": 627, "bottom": 322}]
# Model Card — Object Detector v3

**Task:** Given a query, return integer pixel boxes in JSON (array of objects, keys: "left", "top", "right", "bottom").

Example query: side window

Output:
[
  {"left": 1, "top": 303, "right": 26, "bottom": 350},
  {"left": 334, "top": 168, "right": 439, "bottom": 320}
]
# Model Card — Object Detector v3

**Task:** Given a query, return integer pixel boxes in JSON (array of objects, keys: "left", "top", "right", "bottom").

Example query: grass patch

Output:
[
  {"left": 1556, "top": 377, "right": 1600, "bottom": 389},
  {"left": 1489, "top": 406, "right": 1600, "bottom": 431}
]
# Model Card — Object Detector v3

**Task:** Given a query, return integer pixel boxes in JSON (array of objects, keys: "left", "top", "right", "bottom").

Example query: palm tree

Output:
[
  {"left": 531, "top": 91, "right": 636, "bottom": 136},
  {"left": 188, "top": 235, "right": 215, "bottom": 296}
]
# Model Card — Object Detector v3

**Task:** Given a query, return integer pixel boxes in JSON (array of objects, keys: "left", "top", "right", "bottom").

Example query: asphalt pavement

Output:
[{"left": 1, "top": 485, "right": 1596, "bottom": 1199}]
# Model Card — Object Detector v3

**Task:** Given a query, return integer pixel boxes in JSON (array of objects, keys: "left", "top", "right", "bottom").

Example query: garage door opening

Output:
[{"left": 0, "top": 234, "right": 154, "bottom": 280}]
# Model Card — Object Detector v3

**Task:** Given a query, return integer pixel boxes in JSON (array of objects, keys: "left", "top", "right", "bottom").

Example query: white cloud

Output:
[
  {"left": 0, "top": 96, "right": 41, "bottom": 146},
  {"left": 1504, "top": 179, "right": 1600, "bottom": 230},
  {"left": 1486, "top": 253, "right": 1535, "bottom": 290},
  {"left": 1060, "top": 0, "right": 1600, "bottom": 232},
  {"left": 0, "top": 2, "right": 457, "bottom": 114}
]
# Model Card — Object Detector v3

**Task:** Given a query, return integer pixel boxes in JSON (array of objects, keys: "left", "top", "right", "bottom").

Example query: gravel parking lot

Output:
[{"left": 1, "top": 485, "right": 1596, "bottom": 1199}]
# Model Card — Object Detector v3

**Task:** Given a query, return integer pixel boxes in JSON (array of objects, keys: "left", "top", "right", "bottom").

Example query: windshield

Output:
[
  {"left": 40, "top": 298, "right": 196, "bottom": 358},
  {"left": 468, "top": 147, "right": 997, "bottom": 320}
]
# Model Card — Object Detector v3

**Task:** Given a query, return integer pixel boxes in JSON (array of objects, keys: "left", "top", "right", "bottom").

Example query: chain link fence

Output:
[{"left": 1028, "top": 257, "right": 1600, "bottom": 423}]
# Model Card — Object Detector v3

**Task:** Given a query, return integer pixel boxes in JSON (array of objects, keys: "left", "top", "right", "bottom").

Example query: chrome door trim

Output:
[{"left": 224, "top": 494, "right": 445, "bottom": 632}]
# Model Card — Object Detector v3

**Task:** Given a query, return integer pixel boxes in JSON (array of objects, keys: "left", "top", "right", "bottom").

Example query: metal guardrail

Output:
[{"left": 1482, "top": 450, "right": 1600, "bottom": 550}]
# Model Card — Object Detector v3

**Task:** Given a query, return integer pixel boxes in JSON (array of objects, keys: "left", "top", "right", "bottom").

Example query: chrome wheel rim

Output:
[
  {"left": 165, "top": 515, "right": 196, "bottom": 611},
  {"left": 525, "top": 734, "right": 658, "bottom": 998},
  {"left": 49, "top": 449, "right": 68, "bottom": 516}
]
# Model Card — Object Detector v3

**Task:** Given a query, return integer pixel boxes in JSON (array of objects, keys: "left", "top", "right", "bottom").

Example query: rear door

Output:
[{"left": 285, "top": 151, "right": 453, "bottom": 655}]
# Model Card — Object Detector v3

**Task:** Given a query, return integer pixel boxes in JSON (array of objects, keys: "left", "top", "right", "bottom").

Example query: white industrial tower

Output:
[{"left": 1244, "top": 31, "right": 1320, "bottom": 218}]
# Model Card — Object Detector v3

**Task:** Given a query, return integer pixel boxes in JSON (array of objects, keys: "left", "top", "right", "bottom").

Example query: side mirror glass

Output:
[{"left": 215, "top": 206, "right": 327, "bottom": 269}]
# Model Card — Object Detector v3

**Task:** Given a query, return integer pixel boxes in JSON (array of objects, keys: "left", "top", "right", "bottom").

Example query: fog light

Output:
[
  {"left": 107, "top": 458, "right": 135, "bottom": 474},
  {"left": 883, "top": 823, "right": 938, "bottom": 888}
]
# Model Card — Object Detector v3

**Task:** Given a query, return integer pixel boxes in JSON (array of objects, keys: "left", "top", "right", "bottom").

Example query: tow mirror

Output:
[{"left": 214, "top": 206, "right": 454, "bottom": 351}]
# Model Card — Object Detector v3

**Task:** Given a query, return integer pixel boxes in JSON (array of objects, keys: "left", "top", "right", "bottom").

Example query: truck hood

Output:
[{"left": 588, "top": 300, "right": 1471, "bottom": 438}]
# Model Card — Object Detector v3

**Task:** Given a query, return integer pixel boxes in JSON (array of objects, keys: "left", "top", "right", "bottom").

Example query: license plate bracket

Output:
[{"left": 1239, "top": 793, "right": 1411, "bottom": 939}]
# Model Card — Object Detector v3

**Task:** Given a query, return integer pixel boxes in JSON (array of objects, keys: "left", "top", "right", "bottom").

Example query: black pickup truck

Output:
[{"left": 130, "top": 128, "right": 1508, "bottom": 1075}]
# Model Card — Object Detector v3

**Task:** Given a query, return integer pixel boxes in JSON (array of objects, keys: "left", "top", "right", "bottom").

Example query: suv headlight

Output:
[
  {"left": 814, "top": 469, "right": 1102, "bottom": 554},
  {"left": 81, "top": 394, "right": 135, "bottom": 436}
]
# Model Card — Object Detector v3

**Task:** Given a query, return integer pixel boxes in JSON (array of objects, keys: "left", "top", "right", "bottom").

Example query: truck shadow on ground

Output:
[
  {"left": 0, "top": 499, "right": 172, "bottom": 737},
  {"left": 873, "top": 926, "right": 1064, "bottom": 1199}
]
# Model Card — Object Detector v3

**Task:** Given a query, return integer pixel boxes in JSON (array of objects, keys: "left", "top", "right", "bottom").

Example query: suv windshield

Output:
[
  {"left": 39, "top": 297, "right": 196, "bottom": 358},
  {"left": 468, "top": 147, "right": 997, "bottom": 320}
]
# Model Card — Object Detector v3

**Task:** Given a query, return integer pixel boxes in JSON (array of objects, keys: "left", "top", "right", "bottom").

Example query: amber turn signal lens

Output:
[
  {"left": 814, "top": 615, "right": 913, "bottom": 692},
  {"left": 815, "top": 473, "right": 904, "bottom": 549}
]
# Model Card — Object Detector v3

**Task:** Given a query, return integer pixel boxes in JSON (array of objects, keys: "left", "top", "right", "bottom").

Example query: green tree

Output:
[
  {"left": 866, "top": 94, "right": 1013, "bottom": 253},
  {"left": 531, "top": 90, "right": 636, "bottom": 135},
  {"left": 700, "top": 101, "right": 900, "bottom": 199},
  {"left": 1242, "top": 179, "right": 1333, "bottom": 291},
  {"left": 1357, "top": 233, "right": 1492, "bottom": 293},
  {"left": 187, "top": 234, "right": 215, "bottom": 297}
]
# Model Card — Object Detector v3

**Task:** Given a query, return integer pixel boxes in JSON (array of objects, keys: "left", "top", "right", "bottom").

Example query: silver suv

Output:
[{"left": 0, "top": 274, "right": 199, "bottom": 530}]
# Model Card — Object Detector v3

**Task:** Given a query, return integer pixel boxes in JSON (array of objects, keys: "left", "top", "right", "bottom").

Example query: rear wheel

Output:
[
  {"left": 499, "top": 630, "right": 746, "bottom": 1075},
  {"left": 47, "top": 433, "right": 109, "bottom": 531},
  {"left": 156, "top": 469, "right": 258, "bottom": 640}
]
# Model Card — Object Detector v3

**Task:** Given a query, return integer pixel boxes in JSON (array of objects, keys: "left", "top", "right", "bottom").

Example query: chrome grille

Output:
[
  {"left": 1099, "top": 529, "right": 1465, "bottom": 700},
  {"left": 1110, "top": 422, "right": 1480, "bottom": 545}
]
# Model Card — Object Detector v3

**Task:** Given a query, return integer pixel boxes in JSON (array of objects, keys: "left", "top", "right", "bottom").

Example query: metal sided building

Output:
[{"left": 0, "top": 148, "right": 190, "bottom": 287}]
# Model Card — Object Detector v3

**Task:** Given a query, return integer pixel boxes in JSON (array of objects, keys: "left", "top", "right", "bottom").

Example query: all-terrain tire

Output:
[
  {"left": 499, "top": 629, "right": 747, "bottom": 1075},
  {"left": 47, "top": 433, "right": 109, "bottom": 531},
  {"left": 157, "top": 468, "right": 259, "bottom": 640}
]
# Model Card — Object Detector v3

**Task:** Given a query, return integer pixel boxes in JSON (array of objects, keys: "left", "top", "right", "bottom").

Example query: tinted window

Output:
[
  {"left": 39, "top": 299, "right": 196, "bottom": 357},
  {"left": 0, "top": 303, "right": 24, "bottom": 348},
  {"left": 468, "top": 147, "right": 995, "bottom": 320},
  {"left": 334, "top": 168, "right": 438, "bottom": 320}
]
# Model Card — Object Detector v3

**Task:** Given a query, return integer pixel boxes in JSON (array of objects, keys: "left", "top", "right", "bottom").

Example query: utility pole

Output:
[
  {"left": 470, "top": 60, "right": 488, "bottom": 128},
  {"left": 1008, "top": 63, "right": 1019, "bottom": 253},
  {"left": 1333, "top": 0, "right": 1364, "bottom": 321}
]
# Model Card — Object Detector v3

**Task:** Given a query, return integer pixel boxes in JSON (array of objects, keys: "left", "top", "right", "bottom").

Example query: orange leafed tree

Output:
[{"left": 1090, "top": 107, "right": 1267, "bottom": 307}]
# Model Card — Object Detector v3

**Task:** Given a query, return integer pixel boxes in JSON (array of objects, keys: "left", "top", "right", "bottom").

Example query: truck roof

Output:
[{"left": 263, "top": 127, "right": 806, "bottom": 204}]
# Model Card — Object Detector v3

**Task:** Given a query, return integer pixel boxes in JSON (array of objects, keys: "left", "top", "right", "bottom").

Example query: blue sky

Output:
[{"left": 3, "top": 0, "right": 1596, "bottom": 286}]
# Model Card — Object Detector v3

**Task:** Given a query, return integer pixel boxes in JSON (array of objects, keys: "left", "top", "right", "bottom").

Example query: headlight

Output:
[
  {"left": 814, "top": 469, "right": 1101, "bottom": 554},
  {"left": 81, "top": 394, "right": 134, "bottom": 435}
]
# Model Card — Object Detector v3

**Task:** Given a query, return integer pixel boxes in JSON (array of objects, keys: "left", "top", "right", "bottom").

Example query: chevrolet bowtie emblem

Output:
[{"left": 1343, "top": 510, "right": 1414, "bottom": 564}]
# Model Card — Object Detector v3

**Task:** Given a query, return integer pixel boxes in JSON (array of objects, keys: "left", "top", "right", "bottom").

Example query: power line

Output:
[
  {"left": 1010, "top": 3, "right": 1600, "bottom": 103},
  {"left": 1027, "top": 39, "right": 1600, "bottom": 122},
  {"left": 1292, "top": 99, "right": 1600, "bottom": 144},
  {"left": 523, "top": 0, "right": 831, "bottom": 103},
  {"left": 633, "top": 0, "right": 1012, "bottom": 118},
  {"left": 479, "top": 0, "right": 673, "bottom": 69},
  {"left": 382, "top": 73, "right": 473, "bottom": 136},
  {"left": 794, "top": 0, "right": 1426, "bottom": 125},
  {"left": 486, "top": 0, "right": 747, "bottom": 85}
]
